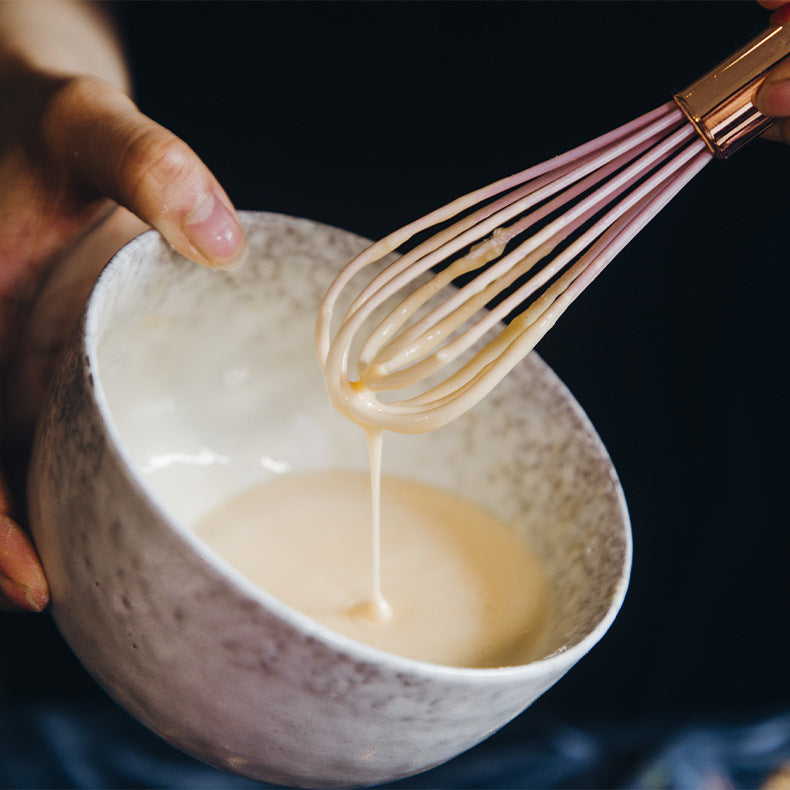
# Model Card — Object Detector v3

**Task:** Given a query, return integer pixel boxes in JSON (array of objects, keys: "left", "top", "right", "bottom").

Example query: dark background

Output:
[{"left": 2, "top": 0, "right": 788, "bottom": 753}]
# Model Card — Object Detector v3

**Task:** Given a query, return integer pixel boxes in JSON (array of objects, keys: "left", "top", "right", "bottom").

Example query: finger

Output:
[
  {"left": 42, "top": 77, "right": 247, "bottom": 269},
  {"left": 755, "top": 3, "right": 790, "bottom": 129},
  {"left": 0, "top": 470, "right": 48, "bottom": 611},
  {"left": 756, "top": 55, "right": 790, "bottom": 118},
  {"left": 0, "top": 469, "right": 15, "bottom": 522},
  {"left": 0, "top": 514, "right": 49, "bottom": 612}
]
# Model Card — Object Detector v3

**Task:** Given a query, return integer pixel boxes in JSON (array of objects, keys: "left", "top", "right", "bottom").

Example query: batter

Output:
[{"left": 192, "top": 469, "right": 550, "bottom": 668}]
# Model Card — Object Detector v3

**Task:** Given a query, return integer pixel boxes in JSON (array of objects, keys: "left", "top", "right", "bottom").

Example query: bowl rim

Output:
[{"left": 83, "top": 210, "right": 632, "bottom": 682}]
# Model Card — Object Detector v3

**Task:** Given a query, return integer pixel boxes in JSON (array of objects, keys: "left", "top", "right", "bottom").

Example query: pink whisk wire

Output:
[
  {"left": 316, "top": 16, "right": 790, "bottom": 433},
  {"left": 317, "top": 104, "right": 711, "bottom": 433}
]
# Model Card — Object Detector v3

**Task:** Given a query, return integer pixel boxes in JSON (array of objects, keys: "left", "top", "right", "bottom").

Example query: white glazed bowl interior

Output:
[{"left": 29, "top": 212, "right": 631, "bottom": 788}]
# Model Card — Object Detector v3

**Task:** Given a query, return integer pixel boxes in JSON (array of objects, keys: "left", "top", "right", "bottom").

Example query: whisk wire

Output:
[{"left": 317, "top": 105, "right": 715, "bottom": 433}]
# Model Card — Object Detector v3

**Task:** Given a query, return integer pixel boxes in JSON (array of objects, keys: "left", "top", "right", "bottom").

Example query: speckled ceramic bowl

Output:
[{"left": 28, "top": 212, "right": 631, "bottom": 788}]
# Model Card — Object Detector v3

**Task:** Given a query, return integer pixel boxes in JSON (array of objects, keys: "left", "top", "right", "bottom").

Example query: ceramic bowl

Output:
[{"left": 28, "top": 212, "right": 631, "bottom": 788}]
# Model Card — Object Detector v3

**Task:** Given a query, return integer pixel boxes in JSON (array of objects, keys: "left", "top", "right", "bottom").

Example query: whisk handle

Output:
[{"left": 674, "top": 17, "right": 790, "bottom": 157}]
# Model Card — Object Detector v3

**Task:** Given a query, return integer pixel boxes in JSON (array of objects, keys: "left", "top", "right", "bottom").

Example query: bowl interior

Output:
[{"left": 89, "top": 212, "right": 630, "bottom": 662}]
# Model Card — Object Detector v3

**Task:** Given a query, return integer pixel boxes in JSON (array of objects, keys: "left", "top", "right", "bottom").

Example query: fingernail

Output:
[
  {"left": 756, "top": 81, "right": 790, "bottom": 117},
  {"left": 0, "top": 573, "right": 48, "bottom": 612},
  {"left": 218, "top": 239, "right": 249, "bottom": 272},
  {"left": 184, "top": 191, "right": 246, "bottom": 266}
]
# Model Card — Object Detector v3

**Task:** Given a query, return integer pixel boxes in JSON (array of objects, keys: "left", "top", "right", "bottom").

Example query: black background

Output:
[{"left": 2, "top": 0, "right": 788, "bottom": 736}]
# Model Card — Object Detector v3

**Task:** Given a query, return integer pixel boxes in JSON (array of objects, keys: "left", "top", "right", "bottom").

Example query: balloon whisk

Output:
[{"left": 317, "top": 19, "right": 790, "bottom": 434}]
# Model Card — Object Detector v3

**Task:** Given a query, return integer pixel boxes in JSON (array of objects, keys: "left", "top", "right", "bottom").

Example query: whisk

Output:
[{"left": 316, "top": 17, "right": 790, "bottom": 434}]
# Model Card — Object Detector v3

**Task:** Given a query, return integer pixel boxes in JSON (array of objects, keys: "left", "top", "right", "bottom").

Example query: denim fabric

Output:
[{"left": 1, "top": 700, "right": 788, "bottom": 789}]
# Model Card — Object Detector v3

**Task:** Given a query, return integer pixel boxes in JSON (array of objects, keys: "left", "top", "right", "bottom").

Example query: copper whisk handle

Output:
[{"left": 674, "top": 19, "right": 790, "bottom": 157}]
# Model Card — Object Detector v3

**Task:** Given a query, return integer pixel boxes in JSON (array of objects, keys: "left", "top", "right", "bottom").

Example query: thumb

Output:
[
  {"left": 43, "top": 77, "right": 247, "bottom": 268},
  {"left": 756, "top": 55, "right": 790, "bottom": 144}
]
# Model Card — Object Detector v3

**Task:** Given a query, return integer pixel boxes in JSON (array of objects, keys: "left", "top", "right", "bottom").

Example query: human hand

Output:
[
  {"left": 756, "top": 0, "right": 790, "bottom": 142},
  {"left": 0, "top": 54, "right": 246, "bottom": 611}
]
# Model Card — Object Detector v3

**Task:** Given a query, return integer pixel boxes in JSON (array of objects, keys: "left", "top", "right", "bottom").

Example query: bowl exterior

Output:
[{"left": 27, "top": 213, "right": 629, "bottom": 787}]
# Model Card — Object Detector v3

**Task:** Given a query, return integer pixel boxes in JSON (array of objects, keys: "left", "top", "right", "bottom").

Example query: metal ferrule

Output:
[{"left": 674, "top": 22, "right": 790, "bottom": 158}]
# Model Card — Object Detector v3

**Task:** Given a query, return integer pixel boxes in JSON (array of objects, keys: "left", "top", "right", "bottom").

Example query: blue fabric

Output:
[{"left": 1, "top": 699, "right": 789, "bottom": 789}]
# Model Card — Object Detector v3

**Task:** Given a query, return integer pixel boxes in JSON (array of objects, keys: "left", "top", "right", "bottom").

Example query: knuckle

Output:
[{"left": 120, "top": 132, "right": 198, "bottom": 213}]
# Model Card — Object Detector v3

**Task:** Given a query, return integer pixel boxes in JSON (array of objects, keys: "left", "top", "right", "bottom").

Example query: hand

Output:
[
  {"left": 756, "top": 0, "right": 790, "bottom": 142},
  {"left": 0, "top": 54, "right": 246, "bottom": 611}
]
